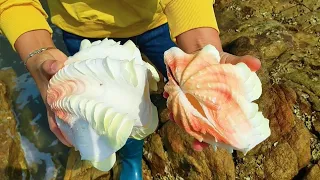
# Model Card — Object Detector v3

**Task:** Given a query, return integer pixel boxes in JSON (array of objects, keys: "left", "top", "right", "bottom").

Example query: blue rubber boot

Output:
[{"left": 117, "top": 138, "right": 144, "bottom": 180}]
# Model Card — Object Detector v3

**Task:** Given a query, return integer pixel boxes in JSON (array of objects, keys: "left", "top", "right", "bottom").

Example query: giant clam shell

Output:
[
  {"left": 47, "top": 38, "right": 160, "bottom": 171},
  {"left": 164, "top": 45, "right": 271, "bottom": 154}
]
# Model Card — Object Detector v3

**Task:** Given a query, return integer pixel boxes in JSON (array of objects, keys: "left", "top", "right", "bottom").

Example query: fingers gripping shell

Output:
[
  {"left": 47, "top": 38, "right": 159, "bottom": 171},
  {"left": 164, "top": 45, "right": 271, "bottom": 154}
]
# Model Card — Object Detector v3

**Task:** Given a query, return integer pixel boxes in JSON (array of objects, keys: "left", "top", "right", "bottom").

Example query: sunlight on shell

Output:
[
  {"left": 47, "top": 38, "right": 160, "bottom": 171},
  {"left": 164, "top": 45, "right": 271, "bottom": 154}
]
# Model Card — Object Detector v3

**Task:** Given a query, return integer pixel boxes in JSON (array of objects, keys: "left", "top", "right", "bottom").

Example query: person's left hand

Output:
[{"left": 162, "top": 52, "right": 261, "bottom": 151}]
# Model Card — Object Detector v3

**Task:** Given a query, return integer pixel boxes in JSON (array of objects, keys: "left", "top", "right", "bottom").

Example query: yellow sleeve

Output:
[
  {"left": 160, "top": 0, "right": 219, "bottom": 40},
  {"left": 0, "top": 0, "right": 52, "bottom": 49}
]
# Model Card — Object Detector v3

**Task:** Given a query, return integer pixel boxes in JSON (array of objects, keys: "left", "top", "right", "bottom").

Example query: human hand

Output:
[
  {"left": 26, "top": 48, "right": 72, "bottom": 147},
  {"left": 163, "top": 51, "right": 261, "bottom": 151}
]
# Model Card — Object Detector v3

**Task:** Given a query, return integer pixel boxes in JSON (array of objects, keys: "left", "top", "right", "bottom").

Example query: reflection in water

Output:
[
  {"left": 0, "top": 5, "right": 70, "bottom": 178},
  {"left": 15, "top": 73, "right": 40, "bottom": 110},
  {"left": 20, "top": 136, "right": 57, "bottom": 180}
]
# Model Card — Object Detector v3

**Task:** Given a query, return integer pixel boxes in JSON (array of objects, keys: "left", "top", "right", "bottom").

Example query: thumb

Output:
[
  {"left": 41, "top": 60, "right": 64, "bottom": 76},
  {"left": 192, "top": 139, "right": 209, "bottom": 151}
]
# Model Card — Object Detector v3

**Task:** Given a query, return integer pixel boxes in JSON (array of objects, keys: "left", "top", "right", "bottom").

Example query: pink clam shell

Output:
[{"left": 164, "top": 45, "right": 270, "bottom": 154}]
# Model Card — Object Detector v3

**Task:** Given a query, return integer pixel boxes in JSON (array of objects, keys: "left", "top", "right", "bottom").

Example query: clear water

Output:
[{"left": 0, "top": 1, "right": 71, "bottom": 179}]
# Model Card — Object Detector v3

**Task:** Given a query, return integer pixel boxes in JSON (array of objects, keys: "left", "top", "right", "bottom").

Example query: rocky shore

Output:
[{"left": 0, "top": 0, "right": 318, "bottom": 179}]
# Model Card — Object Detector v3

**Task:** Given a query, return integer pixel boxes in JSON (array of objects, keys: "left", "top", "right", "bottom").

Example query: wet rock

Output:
[
  {"left": 260, "top": 85, "right": 297, "bottom": 143},
  {"left": 0, "top": 67, "right": 69, "bottom": 179},
  {"left": 0, "top": 80, "right": 29, "bottom": 180},
  {"left": 235, "top": 153, "right": 266, "bottom": 179},
  {"left": 63, "top": 0, "right": 319, "bottom": 179},
  {"left": 142, "top": 159, "right": 153, "bottom": 180},
  {"left": 214, "top": 0, "right": 319, "bottom": 179},
  {"left": 286, "top": 119, "right": 312, "bottom": 169},
  {"left": 159, "top": 121, "right": 235, "bottom": 180},
  {"left": 202, "top": 146, "right": 235, "bottom": 179},
  {"left": 64, "top": 148, "right": 111, "bottom": 180},
  {"left": 298, "top": 0, "right": 320, "bottom": 11},
  {"left": 234, "top": 84, "right": 311, "bottom": 179},
  {"left": 264, "top": 142, "right": 298, "bottom": 180},
  {"left": 305, "top": 161, "right": 320, "bottom": 180},
  {"left": 143, "top": 134, "right": 169, "bottom": 176}
]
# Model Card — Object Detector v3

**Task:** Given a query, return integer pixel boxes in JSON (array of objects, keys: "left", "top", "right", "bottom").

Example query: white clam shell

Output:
[{"left": 47, "top": 38, "right": 160, "bottom": 171}]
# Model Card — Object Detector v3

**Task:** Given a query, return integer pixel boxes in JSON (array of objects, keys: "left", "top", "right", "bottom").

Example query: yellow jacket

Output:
[{"left": 0, "top": 0, "right": 218, "bottom": 48}]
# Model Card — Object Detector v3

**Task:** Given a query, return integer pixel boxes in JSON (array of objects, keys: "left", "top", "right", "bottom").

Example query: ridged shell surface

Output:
[
  {"left": 164, "top": 45, "right": 271, "bottom": 154},
  {"left": 47, "top": 38, "right": 160, "bottom": 171}
]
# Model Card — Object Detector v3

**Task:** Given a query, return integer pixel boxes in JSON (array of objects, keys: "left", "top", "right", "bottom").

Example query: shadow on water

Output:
[
  {"left": 0, "top": 1, "right": 70, "bottom": 179},
  {"left": 3, "top": 166, "right": 30, "bottom": 180}
]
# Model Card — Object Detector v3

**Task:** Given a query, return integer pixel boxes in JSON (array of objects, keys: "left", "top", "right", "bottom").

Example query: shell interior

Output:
[
  {"left": 164, "top": 45, "right": 271, "bottom": 154},
  {"left": 47, "top": 38, "right": 160, "bottom": 171}
]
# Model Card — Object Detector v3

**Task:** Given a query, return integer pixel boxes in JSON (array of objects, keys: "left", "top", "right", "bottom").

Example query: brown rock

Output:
[
  {"left": 203, "top": 148, "right": 235, "bottom": 180},
  {"left": 159, "top": 121, "right": 235, "bottom": 180},
  {"left": 0, "top": 81, "right": 29, "bottom": 180},
  {"left": 159, "top": 108, "right": 170, "bottom": 124},
  {"left": 305, "top": 161, "right": 320, "bottom": 180},
  {"left": 142, "top": 159, "right": 153, "bottom": 180},
  {"left": 264, "top": 142, "right": 299, "bottom": 180},
  {"left": 213, "top": 1, "right": 319, "bottom": 179},
  {"left": 64, "top": 148, "right": 110, "bottom": 180},
  {"left": 235, "top": 154, "right": 266, "bottom": 179},
  {"left": 286, "top": 119, "right": 312, "bottom": 169},
  {"left": 269, "top": 0, "right": 297, "bottom": 14},
  {"left": 233, "top": 84, "right": 307, "bottom": 179},
  {"left": 310, "top": 137, "right": 320, "bottom": 163},
  {"left": 259, "top": 85, "right": 297, "bottom": 143},
  {"left": 143, "top": 133, "right": 170, "bottom": 176},
  {"left": 298, "top": 0, "right": 320, "bottom": 11}
]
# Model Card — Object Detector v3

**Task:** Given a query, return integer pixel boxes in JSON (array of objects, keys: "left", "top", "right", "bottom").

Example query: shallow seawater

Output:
[{"left": 0, "top": 16, "right": 70, "bottom": 180}]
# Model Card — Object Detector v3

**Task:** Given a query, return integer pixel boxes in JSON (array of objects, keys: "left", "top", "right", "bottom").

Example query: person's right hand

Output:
[{"left": 26, "top": 48, "right": 72, "bottom": 147}]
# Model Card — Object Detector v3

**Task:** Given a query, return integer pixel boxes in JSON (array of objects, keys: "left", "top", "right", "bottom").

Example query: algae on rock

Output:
[{"left": 0, "top": 77, "right": 29, "bottom": 179}]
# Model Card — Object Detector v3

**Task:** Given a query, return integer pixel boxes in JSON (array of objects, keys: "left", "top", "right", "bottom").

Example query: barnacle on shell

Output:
[
  {"left": 164, "top": 45, "right": 271, "bottom": 154},
  {"left": 47, "top": 38, "right": 160, "bottom": 171}
]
